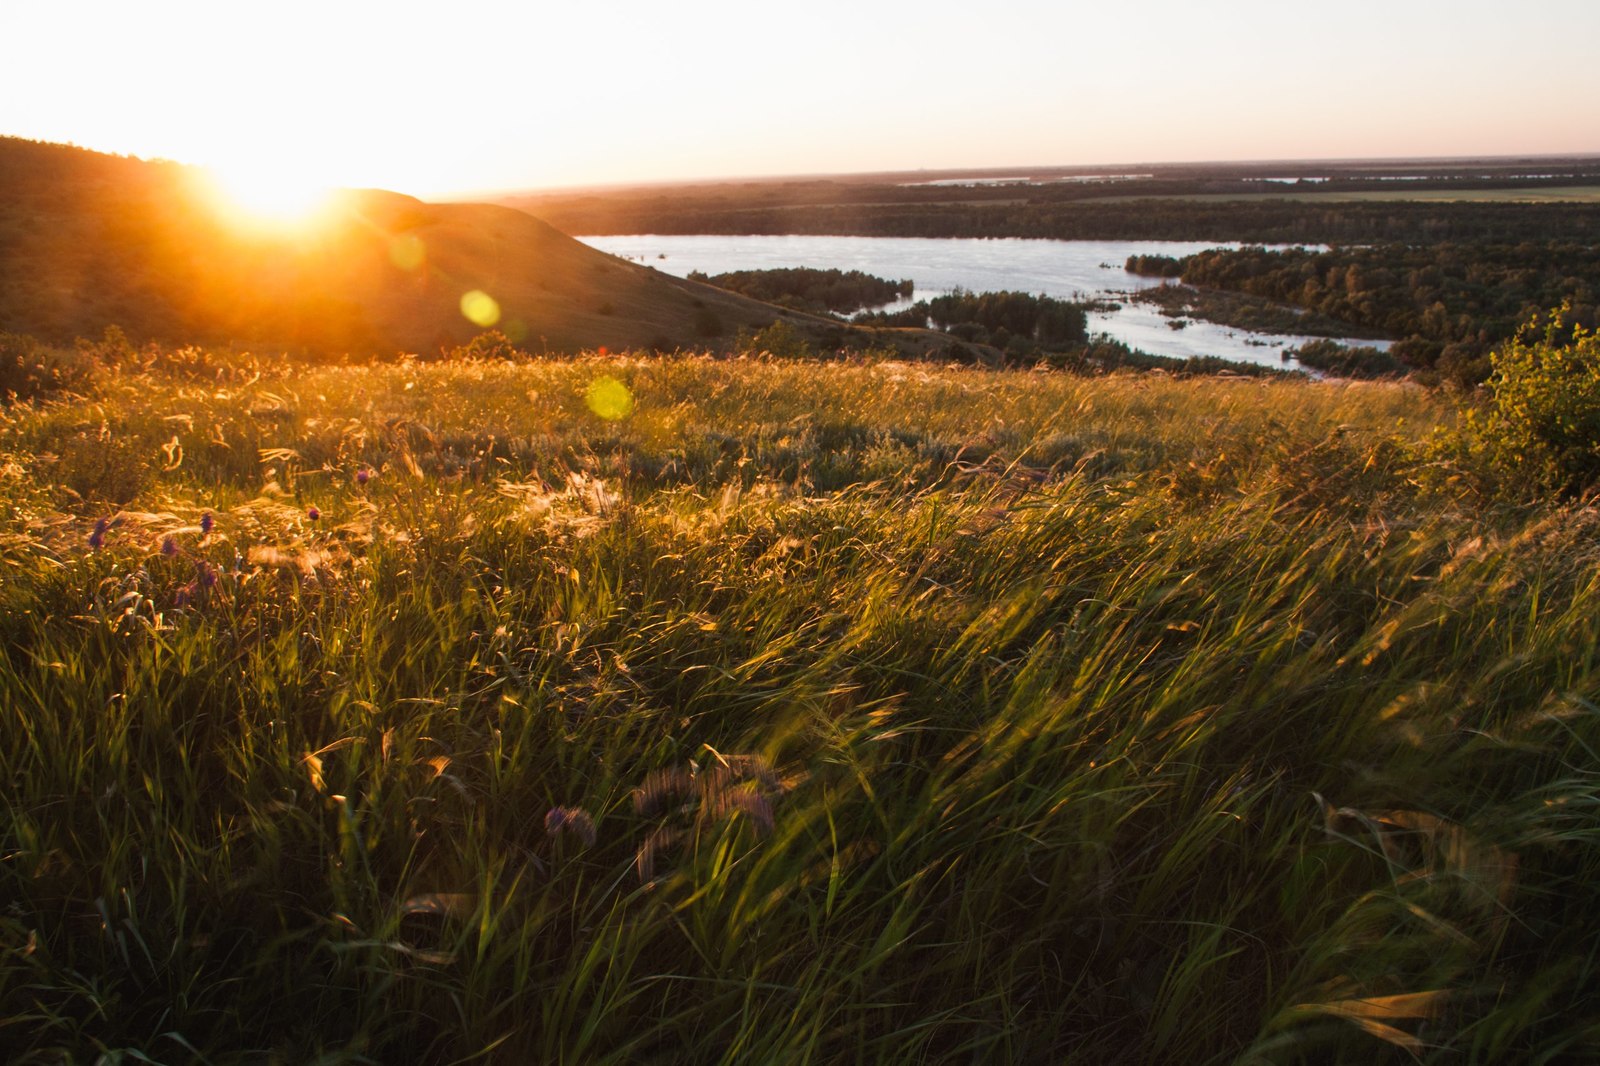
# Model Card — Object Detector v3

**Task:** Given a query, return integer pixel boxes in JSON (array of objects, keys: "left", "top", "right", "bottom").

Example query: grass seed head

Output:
[{"left": 544, "top": 806, "right": 597, "bottom": 847}]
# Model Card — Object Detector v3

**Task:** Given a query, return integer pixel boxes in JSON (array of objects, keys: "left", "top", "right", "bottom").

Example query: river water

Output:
[{"left": 578, "top": 234, "right": 1387, "bottom": 370}]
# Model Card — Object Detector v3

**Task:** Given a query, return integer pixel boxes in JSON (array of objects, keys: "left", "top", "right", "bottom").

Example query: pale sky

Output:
[{"left": 2, "top": 0, "right": 1597, "bottom": 198}]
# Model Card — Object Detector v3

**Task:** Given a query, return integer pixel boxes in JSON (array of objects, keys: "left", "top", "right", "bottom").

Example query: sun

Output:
[{"left": 199, "top": 162, "right": 336, "bottom": 232}]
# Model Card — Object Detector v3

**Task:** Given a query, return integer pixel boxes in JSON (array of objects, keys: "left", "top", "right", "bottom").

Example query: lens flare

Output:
[
  {"left": 461, "top": 290, "right": 501, "bottom": 327},
  {"left": 389, "top": 234, "right": 426, "bottom": 271},
  {"left": 585, "top": 376, "right": 634, "bottom": 421}
]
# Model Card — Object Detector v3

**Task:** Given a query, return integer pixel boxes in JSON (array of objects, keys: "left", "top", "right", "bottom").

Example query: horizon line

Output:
[{"left": 440, "top": 150, "right": 1600, "bottom": 201}]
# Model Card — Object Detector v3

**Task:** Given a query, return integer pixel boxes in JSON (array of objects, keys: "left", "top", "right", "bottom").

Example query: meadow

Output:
[{"left": 2, "top": 349, "right": 1598, "bottom": 1063}]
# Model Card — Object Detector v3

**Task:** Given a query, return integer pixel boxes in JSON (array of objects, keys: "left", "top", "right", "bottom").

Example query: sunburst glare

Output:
[{"left": 201, "top": 163, "right": 335, "bottom": 231}]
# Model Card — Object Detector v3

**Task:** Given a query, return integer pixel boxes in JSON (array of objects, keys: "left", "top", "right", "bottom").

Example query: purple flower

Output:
[
  {"left": 200, "top": 512, "right": 214, "bottom": 534},
  {"left": 161, "top": 535, "right": 180, "bottom": 557},
  {"left": 307, "top": 506, "right": 321, "bottom": 521},
  {"left": 355, "top": 468, "right": 370, "bottom": 485},
  {"left": 196, "top": 560, "right": 218, "bottom": 588},
  {"left": 89, "top": 517, "right": 109, "bottom": 550}
]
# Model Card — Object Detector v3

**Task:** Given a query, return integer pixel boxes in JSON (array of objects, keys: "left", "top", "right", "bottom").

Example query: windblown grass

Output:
[{"left": 2, "top": 353, "right": 1595, "bottom": 1063}]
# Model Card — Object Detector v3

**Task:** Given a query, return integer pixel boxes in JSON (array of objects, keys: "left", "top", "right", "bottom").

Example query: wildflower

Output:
[
  {"left": 200, "top": 511, "right": 214, "bottom": 534},
  {"left": 174, "top": 582, "right": 196, "bottom": 608},
  {"left": 161, "top": 535, "right": 180, "bottom": 557},
  {"left": 88, "top": 517, "right": 109, "bottom": 550},
  {"left": 355, "top": 468, "right": 370, "bottom": 485},
  {"left": 544, "top": 806, "right": 597, "bottom": 847},
  {"left": 726, "top": 787, "right": 775, "bottom": 834},
  {"left": 196, "top": 560, "right": 218, "bottom": 588},
  {"left": 307, "top": 506, "right": 321, "bottom": 521}
]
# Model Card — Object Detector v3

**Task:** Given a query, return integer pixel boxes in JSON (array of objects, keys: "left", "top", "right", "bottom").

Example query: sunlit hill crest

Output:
[{"left": 0, "top": 137, "right": 929, "bottom": 357}]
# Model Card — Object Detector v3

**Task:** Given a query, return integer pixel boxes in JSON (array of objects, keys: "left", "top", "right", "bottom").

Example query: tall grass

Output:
[{"left": 1, "top": 353, "right": 1595, "bottom": 1063}]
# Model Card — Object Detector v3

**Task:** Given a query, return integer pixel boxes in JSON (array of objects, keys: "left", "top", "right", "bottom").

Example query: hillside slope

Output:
[{"left": 0, "top": 138, "right": 942, "bottom": 357}]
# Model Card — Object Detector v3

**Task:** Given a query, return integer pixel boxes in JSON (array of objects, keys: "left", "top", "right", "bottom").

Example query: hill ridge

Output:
[{"left": 0, "top": 137, "right": 945, "bottom": 358}]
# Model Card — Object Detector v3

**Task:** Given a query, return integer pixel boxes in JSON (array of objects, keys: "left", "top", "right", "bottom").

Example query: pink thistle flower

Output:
[
  {"left": 88, "top": 517, "right": 109, "bottom": 550},
  {"left": 161, "top": 535, "right": 180, "bottom": 557},
  {"left": 355, "top": 468, "right": 370, "bottom": 485},
  {"left": 544, "top": 806, "right": 597, "bottom": 847},
  {"left": 200, "top": 512, "right": 214, "bottom": 534},
  {"left": 307, "top": 506, "right": 321, "bottom": 521}
]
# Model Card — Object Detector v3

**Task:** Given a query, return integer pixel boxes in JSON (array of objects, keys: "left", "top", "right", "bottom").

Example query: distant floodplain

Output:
[{"left": 581, "top": 234, "right": 1388, "bottom": 368}]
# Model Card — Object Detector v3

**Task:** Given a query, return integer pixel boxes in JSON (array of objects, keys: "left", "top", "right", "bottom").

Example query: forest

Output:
[
  {"left": 1129, "top": 243, "right": 1600, "bottom": 384},
  {"left": 528, "top": 197, "right": 1600, "bottom": 245},
  {"left": 507, "top": 180, "right": 1600, "bottom": 246}
]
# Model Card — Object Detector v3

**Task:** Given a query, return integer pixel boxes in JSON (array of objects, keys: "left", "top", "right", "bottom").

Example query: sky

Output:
[{"left": 2, "top": 0, "right": 1598, "bottom": 198}]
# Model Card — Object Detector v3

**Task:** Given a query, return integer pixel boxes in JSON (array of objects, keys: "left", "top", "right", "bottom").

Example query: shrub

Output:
[
  {"left": 0, "top": 331, "right": 96, "bottom": 401},
  {"left": 446, "top": 330, "right": 521, "bottom": 362},
  {"left": 77, "top": 324, "right": 137, "bottom": 365},
  {"left": 736, "top": 319, "right": 814, "bottom": 359},
  {"left": 1460, "top": 306, "right": 1600, "bottom": 497}
]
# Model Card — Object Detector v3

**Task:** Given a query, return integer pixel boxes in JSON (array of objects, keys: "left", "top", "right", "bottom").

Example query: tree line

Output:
[
  {"left": 857, "top": 289, "right": 1088, "bottom": 358},
  {"left": 1128, "top": 242, "right": 1600, "bottom": 384},
  {"left": 688, "top": 267, "right": 911, "bottom": 315},
  {"left": 528, "top": 195, "right": 1600, "bottom": 246}
]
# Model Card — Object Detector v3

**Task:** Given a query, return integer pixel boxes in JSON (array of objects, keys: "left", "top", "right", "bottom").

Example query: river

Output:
[{"left": 578, "top": 234, "right": 1388, "bottom": 370}]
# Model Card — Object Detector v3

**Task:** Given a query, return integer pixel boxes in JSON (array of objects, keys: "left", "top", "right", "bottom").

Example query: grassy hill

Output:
[
  {"left": 0, "top": 138, "right": 952, "bottom": 358},
  {"left": 2, "top": 348, "right": 1598, "bottom": 1062}
]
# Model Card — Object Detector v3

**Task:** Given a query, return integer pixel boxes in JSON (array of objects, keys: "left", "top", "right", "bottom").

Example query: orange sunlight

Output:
[{"left": 201, "top": 163, "right": 335, "bottom": 232}]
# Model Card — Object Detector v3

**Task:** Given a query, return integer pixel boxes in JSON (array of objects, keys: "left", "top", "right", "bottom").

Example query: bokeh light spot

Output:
[
  {"left": 585, "top": 376, "right": 634, "bottom": 421},
  {"left": 461, "top": 290, "right": 501, "bottom": 327},
  {"left": 389, "top": 234, "right": 426, "bottom": 271}
]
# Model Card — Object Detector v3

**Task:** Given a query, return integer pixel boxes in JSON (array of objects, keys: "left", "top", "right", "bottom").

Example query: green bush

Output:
[{"left": 1463, "top": 307, "right": 1600, "bottom": 496}]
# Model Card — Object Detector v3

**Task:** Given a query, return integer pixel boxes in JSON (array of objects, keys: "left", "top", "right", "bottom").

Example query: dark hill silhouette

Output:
[{"left": 0, "top": 138, "right": 950, "bottom": 357}]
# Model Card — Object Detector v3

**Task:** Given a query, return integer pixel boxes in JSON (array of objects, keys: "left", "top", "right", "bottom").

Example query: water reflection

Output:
[{"left": 579, "top": 234, "right": 1388, "bottom": 369}]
